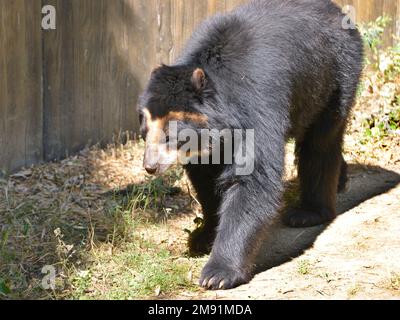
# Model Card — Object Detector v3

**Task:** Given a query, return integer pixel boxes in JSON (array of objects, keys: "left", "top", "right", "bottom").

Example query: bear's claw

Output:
[{"left": 199, "top": 260, "right": 249, "bottom": 290}]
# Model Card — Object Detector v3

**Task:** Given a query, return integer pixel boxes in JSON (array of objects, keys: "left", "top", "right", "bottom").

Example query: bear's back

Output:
[
  {"left": 176, "top": 0, "right": 363, "bottom": 133},
  {"left": 177, "top": 0, "right": 359, "bottom": 79}
]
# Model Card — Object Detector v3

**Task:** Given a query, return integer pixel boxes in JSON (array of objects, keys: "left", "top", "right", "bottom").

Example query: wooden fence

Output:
[{"left": 1, "top": 0, "right": 400, "bottom": 172}]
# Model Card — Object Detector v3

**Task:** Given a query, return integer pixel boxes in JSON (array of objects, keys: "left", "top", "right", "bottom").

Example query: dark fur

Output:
[{"left": 138, "top": 0, "right": 364, "bottom": 289}]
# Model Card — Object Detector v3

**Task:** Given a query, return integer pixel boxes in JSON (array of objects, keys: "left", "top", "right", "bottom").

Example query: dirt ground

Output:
[
  {"left": 1, "top": 134, "right": 399, "bottom": 300},
  {"left": 182, "top": 164, "right": 400, "bottom": 300}
]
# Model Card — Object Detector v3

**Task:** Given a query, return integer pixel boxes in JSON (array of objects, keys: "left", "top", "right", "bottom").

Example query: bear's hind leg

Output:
[{"left": 284, "top": 108, "right": 347, "bottom": 228}]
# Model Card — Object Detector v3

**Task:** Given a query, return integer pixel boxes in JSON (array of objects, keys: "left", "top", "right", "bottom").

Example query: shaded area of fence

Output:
[{"left": 1, "top": 0, "right": 399, "bottom": 172}]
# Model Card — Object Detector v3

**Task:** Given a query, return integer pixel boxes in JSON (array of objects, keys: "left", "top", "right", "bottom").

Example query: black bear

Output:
[{"left": 137, "top": 0, "right": 363, "bottom": 290}]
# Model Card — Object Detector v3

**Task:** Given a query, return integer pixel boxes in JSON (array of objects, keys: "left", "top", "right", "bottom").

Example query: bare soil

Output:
[{"left": 188, "top": 164, "right": 400, "bottom": 300}]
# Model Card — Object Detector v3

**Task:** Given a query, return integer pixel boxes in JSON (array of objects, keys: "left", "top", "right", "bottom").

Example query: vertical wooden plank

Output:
[
  {"left": 397, "top": 0, "right": 400, "bottom": 39},
  {"left": 43, "top": 0, "right": 73, "bottom": 160},
  {"left": 207, "top": 0, "right": 227, "bottom": 16},
  {"left": 43, "top": 0, "right": 147, "bottom": 161},
  {"left": 225, "top": 0, "right": 246, "bottom": 12},
  {"left": 168, "top": 0, "right": 246, "bottom": 62},
  {"left": 170, "top": 0, "right": 198, "bottom": 61},
  {"left": 0, "top": 0, "right": 43, "bottom": 172}
]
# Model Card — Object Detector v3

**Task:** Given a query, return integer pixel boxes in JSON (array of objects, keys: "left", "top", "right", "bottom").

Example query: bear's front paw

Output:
[{"left": 199, "top": 260, "right": 250, "bottom": 290}]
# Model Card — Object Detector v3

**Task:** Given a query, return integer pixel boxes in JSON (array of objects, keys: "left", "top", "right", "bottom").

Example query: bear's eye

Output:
[
  {"left": 140, "top": 128, "right": 147, "bottom": 141},
  {"left": 139, "top": 112, "right": 144, "bottom": 125}
]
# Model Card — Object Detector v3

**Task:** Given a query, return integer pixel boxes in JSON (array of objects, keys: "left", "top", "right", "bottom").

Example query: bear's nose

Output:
[{"left": 145, "top": 166, "right": 157, "bottom": 175}]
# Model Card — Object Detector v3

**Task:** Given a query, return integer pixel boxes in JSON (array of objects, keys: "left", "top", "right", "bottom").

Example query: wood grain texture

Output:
[
  {"left": 43, "top": 0, "right": 144, "bottom": 161},
  {"left": 2, "top": 0, "right": 400, "bottom": 172},
  {"left": 0, "top": 0, "right": 43, "bottom": 173}
]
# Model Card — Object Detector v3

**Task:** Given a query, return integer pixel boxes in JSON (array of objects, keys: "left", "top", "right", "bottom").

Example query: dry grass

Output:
[
  {"left": 389, "top": 273, "right": 400, "bottom": 291},
  {"left": 344, "top": 72, "right": 400, "bottom": 167},
  {"left": 347, "top": 284, "right": 361, "bottom": 298},
  {"left": 0, "top": 139, "right": 202, "bottom": 299},
  {"left": 380, "top": 273, "right": 400, "bottom": 292},
  {"left": 297, "top": 260, "right": 312, "bottom": 276}
]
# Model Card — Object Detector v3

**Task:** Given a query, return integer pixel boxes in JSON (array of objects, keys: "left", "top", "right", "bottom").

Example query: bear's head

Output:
[{"left": 138, "top": 64, "right": 212, "bottom": 175}]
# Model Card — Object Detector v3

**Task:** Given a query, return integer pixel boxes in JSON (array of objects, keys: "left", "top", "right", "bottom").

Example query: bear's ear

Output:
[
  {"left": 191, "top": 68, "right": 207, "bottom": 92},
  {"left": 151, "top": 64, "right": 164, "bottom": 75}
]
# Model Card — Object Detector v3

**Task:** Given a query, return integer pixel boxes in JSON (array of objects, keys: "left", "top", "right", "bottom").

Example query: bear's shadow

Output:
[{"left": 255, "top": 164, "right": 400, "bottom": 273}]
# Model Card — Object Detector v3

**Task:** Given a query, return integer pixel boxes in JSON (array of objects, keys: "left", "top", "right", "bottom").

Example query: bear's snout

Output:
[
  {"left": 143, "top": 145, "right": 160, "bottom": 175},
  {"left": 143, "top": 142, "right": 178, "bottom": 175}
]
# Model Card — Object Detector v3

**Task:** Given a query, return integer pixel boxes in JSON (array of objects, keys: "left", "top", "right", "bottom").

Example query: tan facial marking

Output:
[
  {"left": 143, "top": 108, "right": 166, "bottom": 144},
  {"left": 142, "top": 108, "right": 208, "bottom": 174},
  {"left": 143, "top": 109, "right": 208, "bottom": 137},
  {"left": 166, "top": 111, "right": 208, "bottom": 125},
  {"left": 142, "top": 109, "right": 173, "bottom": 174}
]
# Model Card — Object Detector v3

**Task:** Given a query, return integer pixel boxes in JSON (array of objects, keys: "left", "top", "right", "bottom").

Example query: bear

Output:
[{"left": 137, "top": 0, "right": 364, "bottom": 290}]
